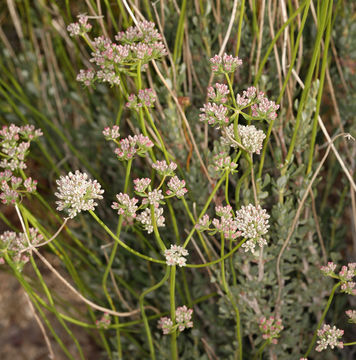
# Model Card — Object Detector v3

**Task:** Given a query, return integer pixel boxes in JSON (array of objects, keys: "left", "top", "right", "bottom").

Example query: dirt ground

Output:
[{"left": 0, "top": 263, "right": 102, "bottom": 360}]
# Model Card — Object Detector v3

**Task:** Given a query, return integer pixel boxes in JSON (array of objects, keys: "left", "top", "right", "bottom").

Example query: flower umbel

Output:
[
  {"left": 235, "top": 204, "right": 270, "bottom": 253},
  {"left": 316, "top": 324, "right": 344, "bottom": 352},
  {"left": 136, "top": 207, "right": 165, "bottom": 234},
  {"left": 259, "top": 316, "right": 283, "bottom": 344},
  {"left": 346, "top": 310, "right": 356, "bottom": 323},
  {"left": 209, "top": 53, "right": 242, "bottom": 74},
  {"left": 164, "top": 245, "right": 188, "bottom": 267},
  {"left": 166, "top": 176, "right": 188, "bottom": 198},
  {"left": 199, "top": 103, "right": 229, "bottom": 127},
  {"left": 158, "top": 305, "right": 193, "bottom": 335},
  {"left": 96, "top": 313, "right": 111, "bottom": 329},
  {"left": 321, "top": 262, "right": 356, "bottom": 295},
  {"left": 55, "top": 171, "right": 104, "bottom": 218},
  {"left": 152, "top": 160, "right": 177, "bottom": 177}
]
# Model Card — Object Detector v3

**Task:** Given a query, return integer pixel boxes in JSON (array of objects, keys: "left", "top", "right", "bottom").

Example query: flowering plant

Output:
[{"left": 0, "top": 3, "right": 355, "bottom": 360}]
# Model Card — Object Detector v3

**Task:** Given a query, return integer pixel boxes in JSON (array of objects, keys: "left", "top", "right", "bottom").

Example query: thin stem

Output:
[
  {"left": 225, "top": 170, "right": 231, "bottom": 207},
  {"left": 170, "top": 265, "right": 178, "bottom": 360},
  {"left": 140, "top": 267, "right": 170, "bottom": 360},
  {"left": 220, "top": 234, "right": 242, "bottom": 359},
  {"left": 90, "top": 211, "right": 165, "bottom": 264},
  {"left": 150, "top": 203, "right": 166, "bottom": 251},
  {"left": 253, "top": 340, "right": 269, "bottom": 360},
  {"left": 182, "top": 197, "right": 210, "bottom": 258},
  {"left": 186, "top": 238, "right": 246, "bottom": 268},
  {"left": 225, "top": 73, "right": 238, "bottom": 108},
  {"left": 183, "top": 175, "right": 225, "bottom": 248},
  {"left": 304, "top": 282, "right": 341, "bottom": 357}
]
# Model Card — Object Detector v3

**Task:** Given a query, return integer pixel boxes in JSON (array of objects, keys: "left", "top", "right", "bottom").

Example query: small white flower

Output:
[
  {"left": 55, "top": 170, "right": 104, "bottom": 218},
  {"left": 164, "top": 245, "right": 188, "bottom": 267}
]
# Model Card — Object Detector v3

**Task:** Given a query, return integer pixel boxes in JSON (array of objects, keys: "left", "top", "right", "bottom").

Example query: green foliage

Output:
[{"left": 0, "top": 1, "right": 355, "bottom": 359}]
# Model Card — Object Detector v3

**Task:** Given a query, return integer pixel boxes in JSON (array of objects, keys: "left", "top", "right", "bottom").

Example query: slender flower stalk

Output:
[
  {"left": 220, "top": 234, "right": 242, "bottom": 359},
  {"left": 170, "top": 265, "right": 178, "bottom": 360},
  {"left": 304, "top": 282, "right": 341, "bottom": 357}
]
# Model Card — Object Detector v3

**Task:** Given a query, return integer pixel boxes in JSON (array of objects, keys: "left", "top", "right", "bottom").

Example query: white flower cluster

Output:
[
  {"left": 235, "top": 204, "right": 270, "bottom": 253},
  {"left": 221, "top": 124, "right": 266, "bottom": 154},
  {"left": 136, "top": 207, "right": 165, "bottom": 234},
  {"left": 316, "top": 324, "right": 344, "bottom": 352},
  {"left": 142, "top": 189, "right": 164, "bottom": 207},
  {"left": 55, "top": 171, "right": 104, "bottom": 218},
  {"left": 164, "top": 245, "right": 188, "bottom": 267}
]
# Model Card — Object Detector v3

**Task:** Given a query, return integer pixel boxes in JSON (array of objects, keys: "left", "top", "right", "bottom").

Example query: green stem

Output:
[
  {"left": 225, "top": 73, "right": 238, "bottom": 108},
  {"left": 173, "top": 0, "right": 187, "bottom": 64},
  {"left": 344, "top": 341, "right": 356, "bottom": 346},
  {"left": 306, "top": 0, "right": 333, "bottom": 174},
  {"left": 170, "top": 265, "right": 178, "bottom": 360},
  {"left": 90, "top": 210, "right": 165, "bottom": 264},
  {"left": 185, "top": 237, "right": 246, "bottom": 268},
  {"left": 150, "top": 203, "right": 167, "bottom": 251},
  {"left": 182, "top": 197, "right": 210, "bottom": 258},
  {"left": 220, "top": 235, "right": 242, "bottom": 359},
  {"left": 225, "top": 170, "right": 231, "bottom": 207},
  {"left": 283, "top": 0, "right": 329, "bottom": 171},
  {"left": 183, "top": 175, "right": 225, "bottom": 248},
  {"left": 234, "top": 0, "right": 246, "bottom": 57},
  {"left": 258, "top": 0, "right": 312, "bottom": 180},
  {"left": 304, "top": 282, "right": 341, "bottom": 357},
  {"left": 140, "top": 267, "right": 170, "bottom": 360},
  {"left": 253, "top": 340, "right": 269, "bottom": 360}
]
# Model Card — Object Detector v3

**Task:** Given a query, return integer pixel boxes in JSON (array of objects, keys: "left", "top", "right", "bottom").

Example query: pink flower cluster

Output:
[
  {"left": 158, "top": 305, "right": 193, "bottom": 335},
  {"left": 251, "top": 93, "right": 280, "bottom": 121},
  {"left": 67, "top": 15, "right": 92, "bottom": 37},
  {"left": 133, "top": 178, "right": 151, "bottom": 193},
  {"left": 316, "top": 324, "right": 343, "bottom": 352},
  {"left": 95, "top": 313, "right": 111, "bottom": 330},
  {"left": 199, "top": 103, "right": 229, "bottom": 127},
  {"left": 321, "top": 262, "right": 356, "bottom": 295},
  {"left": 0, "top": 124, "right": 42, "bottom": 171},
  {"left": 259, "top": 316, "right": 283, "bottom": 344},
  {"left": 209, "top": 53, "right": 242, "bottom": 74},
  {"left": 207, "top": 83, "right": 230, "bottom": 104},
  {"left": 166, "top": 176, "right": 188, "bottom": 198},
  {"left": 55, "top": 170, "right": 104, "bottom": 218},
  {"left": 76, "top": 69, "right": 95, "bottom": 87},
  {"left": 0, "top": 228, "right": 43, "bottom": 268},
  {"left": 0, "top": 170, "right": 37, "bottom": 205},
  {"left": 212, "top": 205, "right": 240, "bottom": 240},
  {"left": 157, "top": 317, "right": 173, "bottom": 335},
  {"left": 126, "top": 88, "right": 157, "bottom": 110},
  {"left": 114, "top": 134, "right": 154, "bottom": 161},
  {"left": 195, "top": 214, "right": 211, "bottom": 231},
  {"left": 73, "top": 21, "right": 166, "bottom": 87},
  {"left": 212, "top": 153, "right": 238, "bottom": 173},
  {"left": 152, "top": 160, "right": 177, "bottom": 176},
  {"left": 235, "top": 204, "right": 270, "bottom": 253},
  {"left": 346, "top": 309, "right": 356, "bottom": 323},
  {"left": 112, "top": 193, "right": 138, "bottom": 220},
  {"left": 236, "top": 86, "right": 258, "bottom": 107},
  {"left": 102, "top": 125, "right": 120, "bottom": 140},
  {"left": 115, "top": 20, "right": 163, "bottom": 44},
  {"left": 164, "top": 245, "right": 188, "bottom": 267},
  {"left": 175, "top": 306, "right": 194, "bottom": 332}
]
